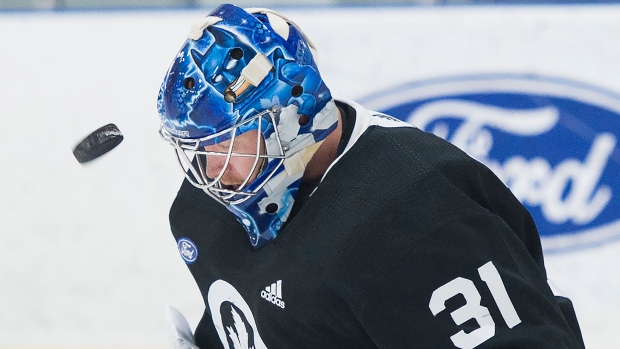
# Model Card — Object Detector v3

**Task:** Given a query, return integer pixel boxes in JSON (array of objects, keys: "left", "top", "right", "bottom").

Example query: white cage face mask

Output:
[{"left": 160, "top": 107, "right": 286, "bottom": 205}]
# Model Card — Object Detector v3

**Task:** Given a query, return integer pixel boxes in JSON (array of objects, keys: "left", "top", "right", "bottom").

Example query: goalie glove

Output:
[{"left": 165, "top": 305, "right": 200, "bottom": 349}]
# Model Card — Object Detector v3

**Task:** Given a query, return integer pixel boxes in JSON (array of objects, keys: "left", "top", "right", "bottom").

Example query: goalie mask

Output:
[{"left": 157, "top": 4, "right": 338, "bottom": 248}]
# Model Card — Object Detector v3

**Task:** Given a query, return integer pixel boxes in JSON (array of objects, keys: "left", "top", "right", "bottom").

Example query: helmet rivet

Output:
[
  {"left": 183, "top": 77, "right": 195, "bottom": 89},
  {"left": 291, "top": 85, "right": 303, "bottom": 97},
  {"left": 266, "top": 203, "right": 279, "bottom": 214},
  {"left": 224, "top": 91, "right": 237, "bottom": 103},
  {"left": 229, "top": 47, "right": 244, "bottom": 60},
  {"left": 298, "top": 114, "right": 310, "bottom": 126}
]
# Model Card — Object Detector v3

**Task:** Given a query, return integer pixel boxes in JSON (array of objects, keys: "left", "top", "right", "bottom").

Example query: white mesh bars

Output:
[{"left": 159, "top": 107, "right": 286, "bottom": 205}]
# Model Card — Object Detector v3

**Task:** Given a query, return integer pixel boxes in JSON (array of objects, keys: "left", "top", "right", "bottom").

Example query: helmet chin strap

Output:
[{"left": 282, "top": 140, "right": 323, "bottom": 176}]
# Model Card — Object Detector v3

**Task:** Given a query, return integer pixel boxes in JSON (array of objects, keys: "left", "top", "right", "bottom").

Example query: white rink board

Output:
[{"left": 1, "top": 5, "right": 619, "bottom": 348}]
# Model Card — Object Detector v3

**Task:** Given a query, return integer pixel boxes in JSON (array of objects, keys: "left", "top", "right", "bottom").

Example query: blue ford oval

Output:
[{"left": 362, "top": 74, "right": 620, "bottom": 254}]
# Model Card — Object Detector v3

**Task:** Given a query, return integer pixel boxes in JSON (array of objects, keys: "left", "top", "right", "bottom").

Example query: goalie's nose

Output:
[{"left": 204, "top": 154, "right": 228, "bottom": 184}]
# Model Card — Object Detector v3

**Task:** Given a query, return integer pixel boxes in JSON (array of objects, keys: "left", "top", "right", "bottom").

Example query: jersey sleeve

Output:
[{"left": 354, "top": 213, "right": 585, "bottom": 349}]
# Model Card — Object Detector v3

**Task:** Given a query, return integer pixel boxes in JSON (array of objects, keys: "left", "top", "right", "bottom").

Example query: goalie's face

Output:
[
  {"left": 204, "top": 129, "right": 266, "bottom": 191},
  {"left": 160, "top": 107, "right": 287, "bottom": 206}
]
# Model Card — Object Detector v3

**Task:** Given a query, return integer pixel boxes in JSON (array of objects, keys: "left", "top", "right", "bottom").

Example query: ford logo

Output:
[
  {"left": 361, "top": 74, "right": 620, "bottom": 253},
  {"left": 177, "top": 237, "right": 198, "bottom": 264}
]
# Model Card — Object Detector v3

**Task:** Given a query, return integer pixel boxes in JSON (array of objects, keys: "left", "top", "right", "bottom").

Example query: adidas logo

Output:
[{"left": 260, "top": 280, "right": 285, "bottom": 309}]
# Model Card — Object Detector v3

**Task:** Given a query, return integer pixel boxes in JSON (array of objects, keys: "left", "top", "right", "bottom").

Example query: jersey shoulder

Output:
[{"left": 320, "top": 121, "right": 544, "bottom": 267}]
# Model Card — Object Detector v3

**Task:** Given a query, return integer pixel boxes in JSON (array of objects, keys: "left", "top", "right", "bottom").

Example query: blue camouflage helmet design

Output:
[{"left": 157, "top": 4, "right": 338, "bottom": 248}]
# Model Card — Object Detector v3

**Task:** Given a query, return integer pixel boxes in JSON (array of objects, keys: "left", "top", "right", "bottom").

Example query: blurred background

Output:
[
  {"left": 2, "top": 0, "right": 620, "bottom": 349},
  {"left": 3, "top": 0, "right": 620, "bottom": 9}
]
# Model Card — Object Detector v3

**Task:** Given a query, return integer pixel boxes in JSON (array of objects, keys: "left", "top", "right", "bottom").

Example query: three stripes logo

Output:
[{"left": 260, "top": 280, "right": 285, "bottom": 309}]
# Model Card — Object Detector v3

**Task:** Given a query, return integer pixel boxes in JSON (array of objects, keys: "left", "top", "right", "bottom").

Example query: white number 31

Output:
[{"left": 429, "top": 261, "right": 522, "bottom": 349}]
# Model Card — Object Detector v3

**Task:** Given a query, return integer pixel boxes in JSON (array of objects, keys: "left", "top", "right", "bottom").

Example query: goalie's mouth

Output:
[
  {"left": 221, "top": 183, "right": 239, "bottom": 191},
  {"left": 209, "top": 155, "right": 268, "bottom": 193}
]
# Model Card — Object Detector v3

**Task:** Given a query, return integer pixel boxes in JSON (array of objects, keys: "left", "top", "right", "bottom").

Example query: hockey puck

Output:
[{"left": 73, "top": 123, "right": 124, "bottom": 164}]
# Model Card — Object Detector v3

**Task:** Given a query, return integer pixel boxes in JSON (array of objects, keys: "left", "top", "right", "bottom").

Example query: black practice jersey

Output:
[{"left": 168, "top": 100, "right": 585, "bottom": 349}]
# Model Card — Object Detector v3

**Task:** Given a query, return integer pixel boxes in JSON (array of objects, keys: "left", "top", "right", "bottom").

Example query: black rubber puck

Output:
[{"left": 73, "top": 123, "right": 124, "bottom": 164}]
